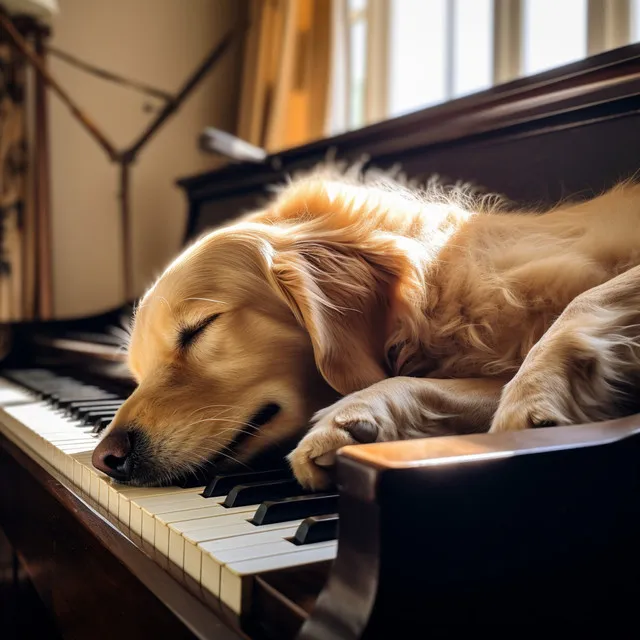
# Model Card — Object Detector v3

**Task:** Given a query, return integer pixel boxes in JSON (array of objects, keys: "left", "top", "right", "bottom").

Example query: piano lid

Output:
[{"left": 177, "top": 42, "right": 640, "bottom": 243}]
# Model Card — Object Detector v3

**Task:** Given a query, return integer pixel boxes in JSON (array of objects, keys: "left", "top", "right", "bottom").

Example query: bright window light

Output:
[
  {"left": 523, "top": 0, "right": 588, "bottom": 75},
  {"left": 388, "top": 0, "right": 447, "bottom": 117}
]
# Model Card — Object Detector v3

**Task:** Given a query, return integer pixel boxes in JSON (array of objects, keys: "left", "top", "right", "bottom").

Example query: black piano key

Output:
[
  {"left": 202, "top": 468, "right": 293, "bottom": 498},
  {"left": 67, "top": 397, "right": 122, "bottom": 407},
  {"left": 250, "top": 493, "right": 339, "bottom": 526},
  {"left": 51, "top": 384, "right": 107, "bottom": 400},
  {"left": 80, "top": 413, "right": 119, "bottom": 429},
  {"left": 1, "top": 371, "right": 115, "bottom": 406},
  {"left": 70, "top": 402, "right": 123, "bottom": 419},
  {"left": 45, "top": 384, "right": 94, "bottom": 396},
  {"left": 67, "top": 398, "right": 123, "bottom": 413},
  {"left": 53, "top": 392, "right": 117, "bottom": 408},
  {"left": 94, "top": 416, "right": 114, "bottom": 433},
  {"left": 63, "top": 330, "right": 124, "bottom": 347},
  {"left": 223, "top": 479, "right": 304, "bottom": 508},
  {"left": 81, "top": 413, "right": 118, "bottom": 431},
  {"left": 40, "top": 386, "right": 88, "bottom": 401},
  {"left": 30, "top": 381, "right": 82, "bottom": 399},
  {"left": 291, "top": 513, "right": 339, "bottom": 545},
  {"left": 81, "top": 408, "right": 119, "bottom": 421},
  {"left": 3, "top": 370, "right": 70, "bottom": 394},
  {"left": 33, "top": 377, "right": 81, "bottom": 389},
  {"left": 42, "top": 378, "right": 80, "bottom": 388}
]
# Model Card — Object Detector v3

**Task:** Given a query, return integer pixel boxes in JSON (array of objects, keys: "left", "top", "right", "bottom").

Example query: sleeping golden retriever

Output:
[{"left": 92, "top": 168, "right": 640, "bottom": 490}]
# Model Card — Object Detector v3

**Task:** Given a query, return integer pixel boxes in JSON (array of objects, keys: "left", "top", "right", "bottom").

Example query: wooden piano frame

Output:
[{"left": 2, "top": 43, "right": 640, "bottom": 639}]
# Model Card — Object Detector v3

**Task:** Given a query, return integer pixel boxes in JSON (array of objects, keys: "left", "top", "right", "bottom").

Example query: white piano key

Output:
[
  {"left": 151, "top": 505, "right": 240, "bottom": 552},
  {"left": 128, "top": 487, "right": 207, "bottom": 533},
  {"left": 46, "top": 424, "right": 96, "bottom": 437},
  {"left": 1, "top": 400, "right": 107, "bottom": 506},
  {"left": 201, "top": 540, "right": 302, "bottom": 594},
  {"left": 23, "top": 423, "right": 87, "bottom": 436},
  {"left": 6, "top": 403, "right": 69, "bottom": 430},
  {"left": 179, "top": 518, "right": 304, "bottom": 579},
  {"left": 199, "top": 530, "right": 300, "bottom": 595},
  {"left": 72, "top": 452, "right": 94, "bottom": 488},
  {"left": 177, "top": 514, "right": 298, "bottom": 540},
  {"left": 63, "top": 444, "right": 94, "bottom": 479},
  {"left": 150, "top": 501, "right": 253, "bottom": 520},
  {"left": 82, "top": 464, "right": 94, "bottom": 494},
  {"left": 199, "top": 527, "right": 300, "bottom": 555},
  {"left": 91, "top": 471, "right": 109, "bottom": 502},
  {"left": 168, "top": 528, "right": 191, "bottom": 566},
  {"left": 134, "top": 489, "right": 217, "bottom": 511},
  {"left": 0, "top": 407, "right": 36, "bottom": 449},
  {"left": 129, "top": 502, "right": 143, "bottom": 534},
  {"left": 1, "top": 374, "right": 341, "bottom": 610},
  {"left": 0, "top": 379, "right": 35, "bottom": 405},
  {"left": 99, "top": 479, "right": 111, "bottom": 508},
  {"left": 1, "top": 405, "right": 42, "bottom": 441},
  {"left": 142, "top": 502, "right": 255, "bottom": 547},
  {"left": 117, "top": 484, "right": 190, "bottom": 500},
  {"left": 49, "top": 432, "right": 96, "bottom": 445},
  {"left": 200, "top": 529, "right": 318, "bottom": 596},
  {"left": 220, "top": 542, "right": 338, "bottom": 614},
  {"left": 53, "top": 438, "right": 97, "bottom": 452},
  {"left": 119, "top": 485, "right": 195, "bottom": 528},
  {"left": 168, "top": 512, "right": 274, "bottom": 569}
]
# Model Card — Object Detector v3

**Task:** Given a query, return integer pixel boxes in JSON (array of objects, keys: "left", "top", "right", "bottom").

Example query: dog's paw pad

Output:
[{"left": 339, "top": 419, "right": 379, "bottom": 444}]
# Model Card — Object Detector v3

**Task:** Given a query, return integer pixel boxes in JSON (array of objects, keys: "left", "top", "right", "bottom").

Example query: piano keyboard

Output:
[{"left": 0, "top": 369, "right": 338, "bottom": 615}]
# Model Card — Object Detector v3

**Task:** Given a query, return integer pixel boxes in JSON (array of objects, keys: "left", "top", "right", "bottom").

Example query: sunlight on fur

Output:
[{"left": 91, "top": 165, "right": 640, "bottom": 489}]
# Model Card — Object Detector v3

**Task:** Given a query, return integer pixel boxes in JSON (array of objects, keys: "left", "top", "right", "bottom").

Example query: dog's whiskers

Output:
[
  {"left": 188, "top": 448, "right": 249, "bottom": 469},
  {"left": 183, "top": 404, "right": 241, "bottom": 420},
  {"left": 179, "top": 415, "right": 264, "bottom": 432}
]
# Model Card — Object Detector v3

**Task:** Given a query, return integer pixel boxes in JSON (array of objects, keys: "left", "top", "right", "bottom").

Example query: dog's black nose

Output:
[{"left": 92, "top": 428, "right": 134, "bottom": 481}]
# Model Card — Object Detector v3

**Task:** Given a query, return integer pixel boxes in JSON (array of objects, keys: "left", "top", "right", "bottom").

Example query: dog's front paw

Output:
[
  {"left": 490, "top": 371, "right": 571, "bottom": 432},
  {"left": 288, "top": 393, "right": 392, "bottom": 490}
]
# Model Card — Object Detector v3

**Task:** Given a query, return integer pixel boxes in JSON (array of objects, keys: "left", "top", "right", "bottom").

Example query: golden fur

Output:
[{"left": 93, "top": 168, "right": 640, "bottom": 489}]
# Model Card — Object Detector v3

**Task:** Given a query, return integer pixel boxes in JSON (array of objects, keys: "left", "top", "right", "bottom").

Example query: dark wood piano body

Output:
[
  {"left": 180, "top": 42, "right": 640, "bottom": 238},
  {"left": 2, "top": 43, "right": 640, "bottom": 639}
]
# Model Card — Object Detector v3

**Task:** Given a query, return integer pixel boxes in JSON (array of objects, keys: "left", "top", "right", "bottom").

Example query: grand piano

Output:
[{"left": 1, "top": 44, "right": 640, "bottom": 639}]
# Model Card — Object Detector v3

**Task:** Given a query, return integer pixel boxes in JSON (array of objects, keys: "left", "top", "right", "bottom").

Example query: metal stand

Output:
[{"left": 0, "top": 12, "right": 246, "bottom": 301}]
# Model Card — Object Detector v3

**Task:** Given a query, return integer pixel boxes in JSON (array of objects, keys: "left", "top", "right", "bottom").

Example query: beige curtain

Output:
[
  {"left": 0, "top": 16, "right": 51, "bottom": 326},
  {"left": 237, "top": 0, "right": 333, "bottom": 153}
]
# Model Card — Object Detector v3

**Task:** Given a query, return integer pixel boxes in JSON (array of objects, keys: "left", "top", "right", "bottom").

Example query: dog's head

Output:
[{"left": 92, "top": 177, "right": 424, "bottom": 485}]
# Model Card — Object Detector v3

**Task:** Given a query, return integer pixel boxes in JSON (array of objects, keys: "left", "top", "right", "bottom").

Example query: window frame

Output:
[{"left": 338, "top": 0, "right": 636, "bottom": 130}]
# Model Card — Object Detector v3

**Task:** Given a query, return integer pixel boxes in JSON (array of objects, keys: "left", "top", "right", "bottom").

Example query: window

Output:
[
  {"left": 348, "top": 0, "right": 368, "bottom": 129},
  {"left": 633, "top": 0, "right": 640, "bottom": 40},
  {"left": 388, "top": 0, "right": 494, "bottom": 118},
  {"left": 522, "top": 0, "right": 588, "bottom": 75},
  {"left": 333, "top": 0, "right": 638, "bottom": 133},
  {"left": 452, "top": 0, "right": 493, "bottom": 98},
  {"left": 388, "top": 0, "right": 448, "bottom": 117}
]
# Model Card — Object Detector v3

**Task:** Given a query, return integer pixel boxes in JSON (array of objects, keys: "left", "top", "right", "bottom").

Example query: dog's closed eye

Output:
[{"left": 179, "top": 314, "right": 221, "bottom": 350}]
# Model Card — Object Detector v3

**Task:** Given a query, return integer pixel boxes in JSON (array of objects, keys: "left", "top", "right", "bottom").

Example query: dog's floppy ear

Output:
[{"left": 268, "top": 238, "right": 396, "bottom": 396}]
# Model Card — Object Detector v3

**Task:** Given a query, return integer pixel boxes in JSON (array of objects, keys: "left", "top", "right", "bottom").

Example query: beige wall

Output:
[{"left": 49, "top": 0, "right": 243, "bottom": 319}]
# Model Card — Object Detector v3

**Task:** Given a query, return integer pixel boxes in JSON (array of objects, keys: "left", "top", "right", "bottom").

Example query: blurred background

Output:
[{"left": 1, "top": 0, "right": 639, "bottom": 322}]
